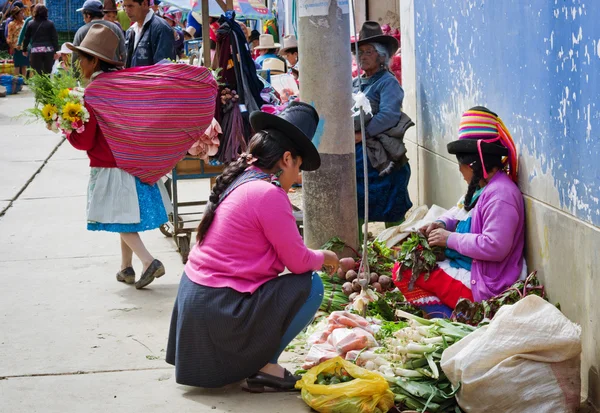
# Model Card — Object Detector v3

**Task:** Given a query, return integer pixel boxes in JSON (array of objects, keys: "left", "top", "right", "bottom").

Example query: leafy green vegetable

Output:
[
  {"left": 367, "top": 290, "right": 425, "bottom": 321},
  {"left": 453, "top": 271, "right": 547, "bottom": 325},
  {"left": 376, "top": 321, "right": 409, "bottom": 340},
  {"left": 397, "top": 233, "right": 444, "bottom": 290}
]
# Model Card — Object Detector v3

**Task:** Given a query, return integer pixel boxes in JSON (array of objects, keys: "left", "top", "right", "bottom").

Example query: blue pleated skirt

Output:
[{"left": 356, "top": 142, "right": 413, "bottom": 222}]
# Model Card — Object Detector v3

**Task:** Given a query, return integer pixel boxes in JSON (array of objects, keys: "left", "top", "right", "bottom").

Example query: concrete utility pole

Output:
[{"left": 298, "top": 0, "right": 359, "bottom": 252}]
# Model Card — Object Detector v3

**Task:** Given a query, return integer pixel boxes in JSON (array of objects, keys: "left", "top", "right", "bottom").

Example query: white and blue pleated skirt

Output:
[{"left": 86, "top": 167, "right": 169, "bottom": 233}]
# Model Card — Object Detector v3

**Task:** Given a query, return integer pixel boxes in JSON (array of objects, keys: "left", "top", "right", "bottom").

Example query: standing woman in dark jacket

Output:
[{"left": 23, "top": 5, "right": 58, "bottom": 75}]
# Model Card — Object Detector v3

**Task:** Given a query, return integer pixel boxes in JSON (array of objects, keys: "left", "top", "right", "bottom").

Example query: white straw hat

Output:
[
  {"left": 262, "top": 58, "right": 286, "bottom": 74},
  {"left": 254, "top": 34, "right": 281, "bottom": 50}
]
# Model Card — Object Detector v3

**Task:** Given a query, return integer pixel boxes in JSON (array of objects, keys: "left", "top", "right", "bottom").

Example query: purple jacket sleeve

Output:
[
  {"left": 446, "top": 199, "right": 520, "bottom": 262},
  {"left": 437, "top": 206, "right": 461, "bottom": 232},
  {"left": 254, "top": 186, "right": 325, "bottom": 274}
]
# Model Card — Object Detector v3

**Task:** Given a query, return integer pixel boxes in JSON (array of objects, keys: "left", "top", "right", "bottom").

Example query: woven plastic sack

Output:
[
  {"left": 441, "top": 295, "right": 581, "bottom": 412},
  {"left": 296, "top": 356, "right": 394, "bottom": 413}
]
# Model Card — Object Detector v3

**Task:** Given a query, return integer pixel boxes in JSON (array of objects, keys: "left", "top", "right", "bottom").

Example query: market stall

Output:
[{"left": 288, "top": 236, "right": 583, "bottom": 413}]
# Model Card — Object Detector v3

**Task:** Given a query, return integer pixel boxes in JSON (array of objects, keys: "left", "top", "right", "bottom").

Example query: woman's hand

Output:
[
  {"left": 420, "top": 221, "right": 446, "bottom": 237},
  {"left": 428, "top": 228, "right": 451, "bottom": 248},
  {"left": 321, "top": 250, "right": 339, "bottom": 275},
  {"left": 22, "top": 51, "right": 27, "bottom": 57},
  {"left": 355, "top": 131, "right": 362, "bottom": 144}
]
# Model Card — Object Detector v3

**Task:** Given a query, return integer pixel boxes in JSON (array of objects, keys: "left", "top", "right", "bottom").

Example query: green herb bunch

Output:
[{"left": 398, "top": 233, "right": 442, "bottom": 291}]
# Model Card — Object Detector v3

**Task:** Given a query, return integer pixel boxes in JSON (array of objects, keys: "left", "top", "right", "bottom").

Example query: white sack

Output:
[{"left": 441, "top": 295, "right": 582, "bottom": 413}]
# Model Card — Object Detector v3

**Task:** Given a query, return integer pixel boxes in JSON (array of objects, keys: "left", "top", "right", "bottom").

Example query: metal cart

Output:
[{"left": 160, "top": 156, "right": 224, "bottom": 263}]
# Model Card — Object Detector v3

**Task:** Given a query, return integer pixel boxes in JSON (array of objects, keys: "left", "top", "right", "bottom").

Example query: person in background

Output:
[
  {"left": 278, "top": 34, "right": 298, "bottom": 69},
  {"left": 183, "top": 25, "right": 194, "bottom": 42},
  {"left": 163, "top": 11, "right": 184, "bottom": 59},
  {"left": 186, "top": 11, "right": 201, "bottom": 38},
  {"left": 103, "top": 0, "right": 122, "bottom": 30},
  {"left": 7, "top": 6, "right": 28, "bottom": 78},
  {"left": 248, "top": 29, "right": 260, "bottom": 60},
  {"left": 72, "top": 0, "right": 126, "bottom": 64},
  {"left": 116, "top": 0, "right": 131, "bottom": 29},
  {"left": 207, "top": 16, "right": 218, "bottom": 52},
  {"left": 51, "top": 42, "right": 72, "bottom": 75},
  {"left": 254, "top": 33, "right": 285, "bottom": 70},
  {"left": 123, "top": 0, "right": 174, "bottom": 68},
  {"left": 65, "top": 24, "right": 167, "bottom": 289},
  {"left": 351, "top": 21, "right": 411, "bottom": 238},
  {"left": 15, "top": 4, "right": 33, "bottom": 72},
  {"left": 3, "top": 1, "right": 23, "bottom": 40},
  {"left": 22, "top": 5, "right": 58, "bottom": 75}
]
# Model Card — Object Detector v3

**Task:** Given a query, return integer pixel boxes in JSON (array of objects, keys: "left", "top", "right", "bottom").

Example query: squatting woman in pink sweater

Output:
[{"left": 166, "top": 102, "right": 339, "bottom": 392}]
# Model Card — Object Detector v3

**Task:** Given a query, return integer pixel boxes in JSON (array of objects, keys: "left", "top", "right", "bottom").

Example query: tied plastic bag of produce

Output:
[
  {"left": 441, "top": 295, "right": 581, "bottom": 413},
  {"left": 296, "top": 356, "right": 395, "bottom": 413}
]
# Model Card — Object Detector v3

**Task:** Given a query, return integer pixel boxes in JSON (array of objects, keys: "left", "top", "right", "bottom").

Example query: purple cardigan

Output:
[{"left": 439, "top": 172, "right": 525, "bottom": 301}]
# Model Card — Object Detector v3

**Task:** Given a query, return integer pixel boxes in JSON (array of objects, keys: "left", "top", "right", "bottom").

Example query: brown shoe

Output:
[
  {"left": 135, "top": 260, "right": 165, "bottom": 289},
  {"left": 116, "top": 267, "right": 135, "bottom": 284}
]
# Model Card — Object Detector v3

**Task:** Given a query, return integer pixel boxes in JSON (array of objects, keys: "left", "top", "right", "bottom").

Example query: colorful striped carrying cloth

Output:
[{"left": 85, "top": 64, "right": 218, "bottom": 185}]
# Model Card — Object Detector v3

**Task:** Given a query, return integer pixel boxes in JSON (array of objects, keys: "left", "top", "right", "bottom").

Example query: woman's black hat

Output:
[
  {"left": 352, "top": 21, "right": 399, "bottom": 57},
  {"left": 250, "top": 102, "right": 321, "bottom": 171}
]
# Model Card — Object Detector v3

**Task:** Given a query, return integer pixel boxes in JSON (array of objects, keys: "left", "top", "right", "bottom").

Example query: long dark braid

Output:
[
  {"left": 196, "top": 130, "right": 299, "bottom": 244},
  {"left": 457, "top": 153, "right": 504, "bottom": 212}
]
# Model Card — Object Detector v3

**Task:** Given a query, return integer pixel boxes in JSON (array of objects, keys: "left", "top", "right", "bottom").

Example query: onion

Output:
[
  {"left": 351, "top": 279, "right": 361, "bottom": 292},
  {"left": 349, "top": 292, "right": 358, "bottom": 301},
  {"left": 372, "top": 282, "right": 383, "bottom": 293}
]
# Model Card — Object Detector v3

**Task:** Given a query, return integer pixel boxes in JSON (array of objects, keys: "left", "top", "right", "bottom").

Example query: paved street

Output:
[{"left": 0, "top": 89, "right": 309, "bottom": 412}]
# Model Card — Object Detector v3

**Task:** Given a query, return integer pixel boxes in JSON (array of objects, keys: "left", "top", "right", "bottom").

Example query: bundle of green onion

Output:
[
  {"left": 318, "top": 271, "right": 350, "bottom": 313},
  {"left": 382, "top": 310, "right": 476, "bottom": 412}
]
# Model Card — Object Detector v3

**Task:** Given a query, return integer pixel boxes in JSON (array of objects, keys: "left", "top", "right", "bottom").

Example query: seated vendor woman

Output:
[
  {"left": 166, "top": 102, "right": 339, "bottom": 392},
  {"left": 394, "top": 107, "right": 526, "bottom": 316}
]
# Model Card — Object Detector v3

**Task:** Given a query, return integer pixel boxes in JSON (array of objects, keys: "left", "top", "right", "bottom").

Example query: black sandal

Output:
[
  {"left": 243, "top": 369, "right": 301, "bottom": 393},
  {"left": 134, "top": 260, "right": 165, "bottom": 289}
]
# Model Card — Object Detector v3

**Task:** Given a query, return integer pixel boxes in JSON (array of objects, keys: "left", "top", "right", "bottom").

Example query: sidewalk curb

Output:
[{"left": 0, "top": 137, "right": 65, "bottom": 218}]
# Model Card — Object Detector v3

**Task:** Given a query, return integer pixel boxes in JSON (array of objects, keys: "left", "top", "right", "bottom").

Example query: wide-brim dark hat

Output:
[
  {"left": 447, "top": 139, "right": 508, "bottom": 156},
  {"left": 352, "top": 21, "right": 399, "bottom": 57},
  {"left": 250, "top": 102, "right": 321, "bottom": 171}
]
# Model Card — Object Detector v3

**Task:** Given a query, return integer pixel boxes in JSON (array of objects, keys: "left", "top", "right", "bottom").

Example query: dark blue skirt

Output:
[
  {"left": 13, "top": 49, "right": 29, "bottom": 67},
  {"left": 356, "top": 142, "right": 413, "bottom": 222},
  {"left": 166, "top": 272, "right": 312, "bottom": 388}
]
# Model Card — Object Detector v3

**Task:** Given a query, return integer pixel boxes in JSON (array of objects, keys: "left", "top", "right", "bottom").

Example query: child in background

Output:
[{"left": 52, "top": 43, "right": 72, "bottom": 75}]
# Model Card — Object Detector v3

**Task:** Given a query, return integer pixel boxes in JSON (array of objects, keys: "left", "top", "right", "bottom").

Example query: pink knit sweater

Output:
[{"left": 184, "top": 180, "right": 325, "bottom": 294}]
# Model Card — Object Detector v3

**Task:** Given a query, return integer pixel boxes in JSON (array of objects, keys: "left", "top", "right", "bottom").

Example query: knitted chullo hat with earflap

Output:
[{"left": 447, "top": 106, "right": 518, "bottom": 183}]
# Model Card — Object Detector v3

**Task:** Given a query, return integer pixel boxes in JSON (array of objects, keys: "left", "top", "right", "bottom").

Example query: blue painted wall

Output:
[{"left": 414, "top": 0, "right": 600, "bottom": 226}]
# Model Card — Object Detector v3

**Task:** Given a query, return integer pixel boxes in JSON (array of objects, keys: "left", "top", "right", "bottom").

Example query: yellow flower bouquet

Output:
[{"left": 24, "top": 70, "right": 90, "bottom": 135}]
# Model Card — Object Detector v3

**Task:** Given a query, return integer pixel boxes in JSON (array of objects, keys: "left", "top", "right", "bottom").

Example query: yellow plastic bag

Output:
[{"left": 295, "top": 356, "right": 395, "bottom": 413}]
